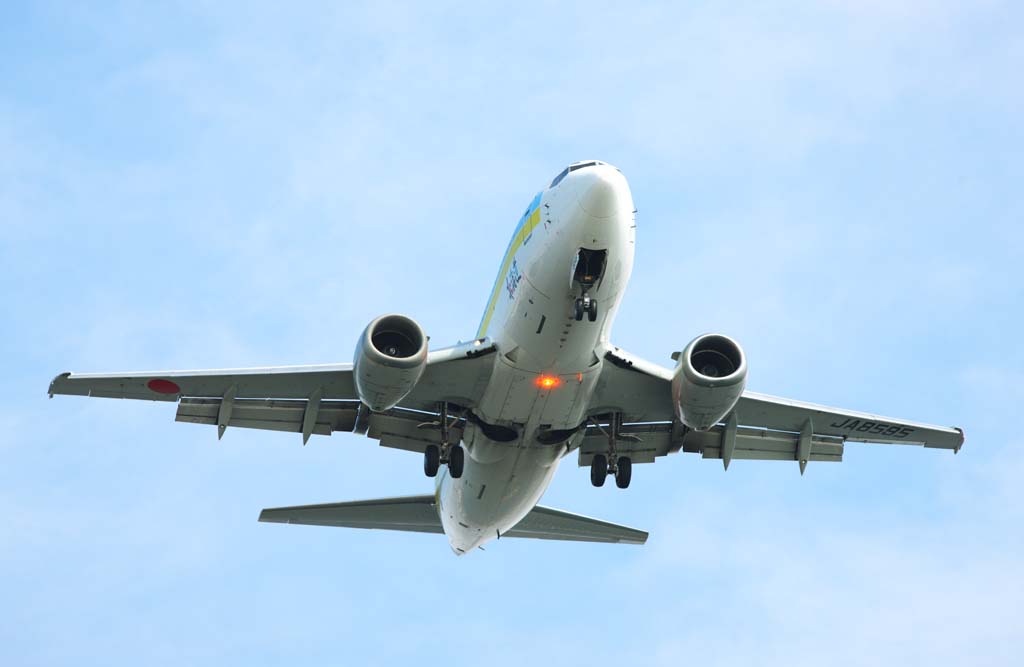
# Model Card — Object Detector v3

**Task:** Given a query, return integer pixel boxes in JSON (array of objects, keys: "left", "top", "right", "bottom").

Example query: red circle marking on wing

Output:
[{"left": 147, "top": 378, "right": 181, "bottom": 394}]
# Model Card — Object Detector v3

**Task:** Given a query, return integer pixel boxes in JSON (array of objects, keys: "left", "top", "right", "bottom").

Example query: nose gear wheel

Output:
[{"left": 574, "top": 294, "right": 598, "bottom": 322}]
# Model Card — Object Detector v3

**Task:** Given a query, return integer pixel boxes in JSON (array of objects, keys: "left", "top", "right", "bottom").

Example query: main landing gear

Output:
[
  {"left": 574, "top": 294, "right": 598, "bottom": 322},
  {"left": 422, "top": 402, "right": 464, "bottom": 479},
  {"left": 589, "top": 412, "right": 634, "bottom": 489},
  {"left": 590, "top": 454, "right": 632, "bottom": 488}
]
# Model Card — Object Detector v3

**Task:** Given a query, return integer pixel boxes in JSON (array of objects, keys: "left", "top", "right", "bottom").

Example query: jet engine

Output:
[
  {"left": 672, "top": 333, "right": 747, "bottom": 430},
  {"left": 354, "top": 314, "right": 428, "bottom": 412}
]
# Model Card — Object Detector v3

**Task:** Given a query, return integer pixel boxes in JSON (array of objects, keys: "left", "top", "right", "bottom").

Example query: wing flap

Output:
[
  {"left": 175, "top": 397, "right": 464, "bottom": 452},
  {"left": 175, "top": 398, "right": 359, "bottom": 436},
  {"left": 577, "top": 421, "right": 677, "bottom": 465},
  {"left": 577, "top": 421, "right": 844, "bottom": 466},
  {"left": 366, "top": 410, "right": 467, "bottom": 454},
  {"left": 684, "top": 427, "right": 844, "bottom": 463}
]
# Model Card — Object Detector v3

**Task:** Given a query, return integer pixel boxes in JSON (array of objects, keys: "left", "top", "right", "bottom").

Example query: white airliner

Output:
[{"left": 50, "top": 160, "right": 965, "bottom": 554}]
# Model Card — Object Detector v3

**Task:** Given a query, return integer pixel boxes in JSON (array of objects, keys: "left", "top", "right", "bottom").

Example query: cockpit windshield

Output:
[{"left": 549, "top": 160, "right": 603, "bottom": 188}]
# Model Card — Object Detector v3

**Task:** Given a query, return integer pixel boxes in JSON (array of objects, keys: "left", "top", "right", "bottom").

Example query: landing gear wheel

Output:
[
  {"left": 587, "top": 300, "right": 598, "bottom": 322},
  {"left": 615, "top": 456, "right": 632, "bottom": 489},
  {"left": 448, "top": 444, "right": 465, "bottom": 479},
  {"left": 574, "top": 298, "right": 585, "bottom": 322},
  {"left": 424, "top": 445, "right": 440, "bottom": 477},
  {"left": 590, "top": 454, "right": 608, "bottom": 487}
]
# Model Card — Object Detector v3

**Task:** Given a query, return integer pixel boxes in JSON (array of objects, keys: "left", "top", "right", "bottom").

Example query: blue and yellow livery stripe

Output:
[{"left": 477, "top": 193, "right": 543, "bottom": 338}]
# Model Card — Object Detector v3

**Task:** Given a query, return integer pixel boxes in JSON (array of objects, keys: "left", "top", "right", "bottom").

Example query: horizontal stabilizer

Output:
[
  {"left": 259, "top": 495, "right": 647, "bottom": 545},
  {"left": 505, "top": 505, "right": 647, "bottom": 544},
  {"left": 259, "top": 495, "right": 443, "bottom": 534}
]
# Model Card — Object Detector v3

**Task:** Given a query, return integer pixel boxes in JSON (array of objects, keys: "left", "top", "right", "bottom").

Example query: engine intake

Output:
[
  {"left": 354, "top": 314, "right": 428, "bottom": 412},
  {"left": 672, "top": 333, "right": 747, "bottom": 430}
]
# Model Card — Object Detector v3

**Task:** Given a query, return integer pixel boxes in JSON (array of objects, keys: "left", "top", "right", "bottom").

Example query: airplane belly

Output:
[
  {"left": 475, "top": 355, "right": 601, "bottom": 430},
  {"left": 439, "top": 429, "right": 563, "bottom": 553}
]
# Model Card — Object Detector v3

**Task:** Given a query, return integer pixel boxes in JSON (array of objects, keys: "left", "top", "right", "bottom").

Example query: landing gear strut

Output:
[
  {"left": 589, "top": 412, "right": 633, "bottom": 489},
  {"left": 422, "top": 402, "right": 464, "bottom": 479}
]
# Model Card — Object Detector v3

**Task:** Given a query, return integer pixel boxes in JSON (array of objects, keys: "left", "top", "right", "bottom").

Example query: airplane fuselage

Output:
[{"left": 438, "top": 162, "right": 636, "bottom": 553}]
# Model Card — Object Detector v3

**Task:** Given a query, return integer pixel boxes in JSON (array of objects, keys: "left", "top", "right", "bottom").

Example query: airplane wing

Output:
[
  {"left": 586, "top": 346, "right": 964, "bottom": 472},
  {"left": 48, "top": 340, "right": 496, "bottom": 448}
]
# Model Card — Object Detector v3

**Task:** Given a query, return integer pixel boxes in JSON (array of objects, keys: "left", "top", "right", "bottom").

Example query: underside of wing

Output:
[
  {"left": 576, "top": 418, "right": 846, "bottom": 467},
  {"left": 735, "top": 391, "right": 964, "bottom": 451},
  {"left": 49, "top": 339, "right": 497, "bottom": 449},
  {"left": 583, "top": 345, "right": 964, "bottom": 474},
  {"left": 48, "top": 363, "right": 356, "bottom": 403},
  {"left": 175, "top": 398, "right": 466, "bottom": 452},
  {"left": 589, "top": 346, "right": 675, "bottom": 422}
]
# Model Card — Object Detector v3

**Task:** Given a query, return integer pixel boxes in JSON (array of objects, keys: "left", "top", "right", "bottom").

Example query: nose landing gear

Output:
[
  {"left": 574, "top": 294, "right": 598, "bottom": 322},
  {"left": 572, "top": 248, "right": 605, "bottom": 323}
]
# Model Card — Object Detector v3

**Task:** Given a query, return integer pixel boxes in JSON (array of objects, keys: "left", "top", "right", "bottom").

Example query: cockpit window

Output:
[
  {"left": 550, "top": 168, "right": 570, "bottom": 189},
  {"left": 549, "top": 161, "right": 601, "bottom": 188}
]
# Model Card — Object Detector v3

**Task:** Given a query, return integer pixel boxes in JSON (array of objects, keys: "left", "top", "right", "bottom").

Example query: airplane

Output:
[{"left": 49, "top": 160, "right": 965, "bottom": 555}]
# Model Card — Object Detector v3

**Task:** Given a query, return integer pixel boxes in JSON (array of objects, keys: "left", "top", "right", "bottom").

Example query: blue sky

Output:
[{"left": 2, "top": 1, "right": 1022, "bottom": 665}]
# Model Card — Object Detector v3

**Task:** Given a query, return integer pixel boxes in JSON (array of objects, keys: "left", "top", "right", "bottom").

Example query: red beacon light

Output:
[{"left": 535, "top": 374, "right": 561, "bottom": 390}]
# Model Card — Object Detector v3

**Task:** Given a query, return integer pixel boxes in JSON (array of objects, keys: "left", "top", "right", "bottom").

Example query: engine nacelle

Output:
[
  {"left": 354, "top": 314, "right": 428, "bottom": 412},
  {"left": 672, "top": 333, "right": 747, "bottom": 430}
]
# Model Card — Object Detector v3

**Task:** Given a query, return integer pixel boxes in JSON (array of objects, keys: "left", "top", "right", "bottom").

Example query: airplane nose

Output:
[{"left": 574, "top": 166, "right": 629, "bottom": 219}]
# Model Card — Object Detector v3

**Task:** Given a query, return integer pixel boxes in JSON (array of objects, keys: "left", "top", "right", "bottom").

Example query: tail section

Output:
[{"left": 259, "top": 495, "right": 647, "bottom": 545}]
